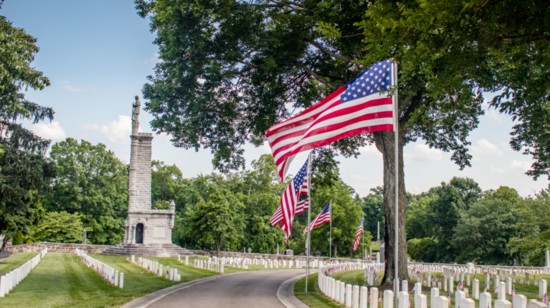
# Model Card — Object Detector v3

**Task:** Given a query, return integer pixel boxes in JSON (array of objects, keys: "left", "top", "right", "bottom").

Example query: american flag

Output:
[
  {"left": 266, "top": 60, "right": 395, "bottom": 180},
  {"left": 303, "top": 200, "right": 331, "bottom": 234},
  {"left": 543, "top": 293, "right": 548, "bottom": 304},
  {"left": 269, "top": 159, "right": 309, "bottom": 241},
  {"left": 353, "top": 218, "right": 364, "bottom": 251},
  {"left": 270, "top": 177, "right": 308, "bottom": 226}
]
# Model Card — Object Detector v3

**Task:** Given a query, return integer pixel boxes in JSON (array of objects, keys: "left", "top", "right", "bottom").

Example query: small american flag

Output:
[
  {"left": 269, "top": 159, "right": 309, "bottom": 241},
  {"left": 269, "top": 166, "right": 309, "bottom": 226},
  {"left": 303, "top": 200, "right": 331, "bottom": 234},
  {"left": 543, "top": 293, "right": 548, "bottom": 304},
  {"left": 353, "top": 218, "right": 364, "bottom": 251}
]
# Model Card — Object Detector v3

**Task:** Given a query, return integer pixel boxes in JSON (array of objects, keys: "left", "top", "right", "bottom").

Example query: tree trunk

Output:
[{"left": 374, "top": 130, "right": 409, "bottom": 286}]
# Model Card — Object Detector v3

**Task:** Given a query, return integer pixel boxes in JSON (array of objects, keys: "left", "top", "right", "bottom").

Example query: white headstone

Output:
[
  {"left": 539, "top": 279, "right": 547, "bottom": 298},
  {"left": 353, "top": 285, "right": 360, "bottom": 308},
  {"left": 480, "top": 292, "right": 493, "bottom": 308},
  {"left": 434, "top": 296, "right": 449, "bottom": 308},
  {"left": 346, "top": 284, "right": 352, "bottom": 307},
  {"left": 431, "top": 288, "right": 440, "bottom": 308},
  {"left": 513, "top": 294, "right": 527, "bottom": 308},
  {"left": 416, "top": 294, "right": 427, "bottom": 308},
  {"left": 495, "top": 299, "right": 512, "bottom": 308},
  {"left": 370, "top": 287, "right": 379, "bottom": 308},
  {"left": 455, "top": 291, "right": 465, "bottom": 308},
  {"left": 499, "top": 281, "right": 506, "bottom": 300},
  {"left": 462, "top": 298, "right": 475, "bottom": 308},
  {"left": 473, "top": 279, "right": 480, "bottom": 299},
  {"left": 383, "top": 290, "right": 394, "bottom": 308},
  {"left": 398, "top": 291, "right": 409, "bottom": 308},
  {"left": 360, "top": 286, "right": 368, "bottom": 308}
]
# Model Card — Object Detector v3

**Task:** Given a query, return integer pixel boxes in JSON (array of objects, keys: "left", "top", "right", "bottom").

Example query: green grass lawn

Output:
[
  {"left": 0, "top": 252, "right": 38, "bottom": 275},
  {"left": 0, "top": 253, "right": 217, "bottom": 307}
]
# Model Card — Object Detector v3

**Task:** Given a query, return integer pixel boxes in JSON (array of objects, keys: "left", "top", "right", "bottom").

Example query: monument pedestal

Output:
[{"left": 102, "top": 96, "right": 190, "bottom": 257}]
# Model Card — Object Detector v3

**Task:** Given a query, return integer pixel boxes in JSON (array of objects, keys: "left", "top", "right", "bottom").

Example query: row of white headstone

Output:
[
  {"left": 75, "top": 249, "right": 124, "bottom": 288},
  {"left": 410, "top": 263, "right": 549, "bottom": 286},
  {"left": 408, "top": 263, "right": 549, "bottom": 301},
  {"left": 187, "top": 255, "right": 326, "bottom": 273},
  {"left": 192, "top": 258, "right": 225, "bottom": 273},
  {"left": 318, "top": 263, "right": 550, "bottom": 308},
  {"left": 0, "top": 248, "right": 47, "bottom": 297},
  {"left": 128, "top": 255, "right": 180, "bottom": 281}
]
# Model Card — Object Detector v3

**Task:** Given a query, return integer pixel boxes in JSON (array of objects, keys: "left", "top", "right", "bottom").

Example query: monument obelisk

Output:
[{"left": 123, "top": 96, "right": 174, "bottom": 246}]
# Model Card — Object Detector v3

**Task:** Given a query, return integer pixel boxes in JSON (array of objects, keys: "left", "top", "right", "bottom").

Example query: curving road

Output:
[{"left": 124, "top": 269, "right": 306, "bottom": 308}]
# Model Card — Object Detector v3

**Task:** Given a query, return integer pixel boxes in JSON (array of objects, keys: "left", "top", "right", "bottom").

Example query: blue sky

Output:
[{"left": 3, "top": 0, "right": 548, "bottom": 197}]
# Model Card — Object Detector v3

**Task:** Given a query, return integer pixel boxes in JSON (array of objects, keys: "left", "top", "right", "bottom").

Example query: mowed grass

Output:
[
  {"left": 0, "top": 252, "right": 38, "bottom": 275},
  {"left": 0, "top": 253, "right": 217, "bottom": 307},
  {"left": 294, "top": 273, "right": 343, "bottom": 307}
]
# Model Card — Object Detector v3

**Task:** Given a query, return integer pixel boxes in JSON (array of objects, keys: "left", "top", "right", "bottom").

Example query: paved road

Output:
[{"left": 125, "top": 269, "right": 307, "bottom": 308}]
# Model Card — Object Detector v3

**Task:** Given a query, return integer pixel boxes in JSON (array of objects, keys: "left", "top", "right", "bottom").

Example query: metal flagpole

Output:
[
  {"left": 392, "top": 61, "right": 400, "bottom": 300},
  {"left": 305, "top": 151, "right": 313, "bottom": 293},
  {"left": 329, "top": 200, "right": 332, "bottom": 259},
  {"left": 362, "top": 214, "right": 366, "bottom": 260}
]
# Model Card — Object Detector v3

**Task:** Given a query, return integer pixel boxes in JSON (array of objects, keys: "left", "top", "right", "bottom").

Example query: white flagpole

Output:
[
  {"left": 362, "top": 214, "right": 365, "bottom": 260},
  {"left": 329, "top": 200, "right": 332, "bottom": 259},
  {"left": 392, "top": 61, "right": 400, "bottom": 299},
  {"left": 305, "top": 151, "right": 313, "bottom": 293}
]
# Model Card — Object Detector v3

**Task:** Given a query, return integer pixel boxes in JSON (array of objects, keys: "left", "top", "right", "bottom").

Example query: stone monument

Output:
[
  {"left": 102, "top": 96, "right": 189, "bottom": 257},
  {"left": 123, "top": 96, "right": 175, "bottom": 245}
]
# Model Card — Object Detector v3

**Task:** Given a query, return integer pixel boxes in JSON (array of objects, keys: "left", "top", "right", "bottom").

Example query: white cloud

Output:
[
  {"left": 510, "top": 160, "right": 532, "bottom": 171},
  {"left": 405, "top": 144, "right": 443, "bottom": 162},
  {"left": 85, "top": 115, "right": 131, "bottom": 144},
  {"left": 58, "top": 80, "right": 86, "bottom": 92},
  {"left": 486, "top": 108, "right": 504, "bottom": 123},
  {"left": 471, "top": 138, "right": 502, "bottom": 156},
  {"left": 31, "top": 121, "right": 66, "bottom": 141}
]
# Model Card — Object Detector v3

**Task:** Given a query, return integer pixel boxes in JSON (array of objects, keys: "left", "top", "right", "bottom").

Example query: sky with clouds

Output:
[{"left": 3, "top": 0, "right": 548, "bottom": 197}]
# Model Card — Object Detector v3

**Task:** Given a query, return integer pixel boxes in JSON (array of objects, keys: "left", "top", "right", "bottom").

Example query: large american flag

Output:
[
  {"left": 266, "top": 60, "right": 394, "bottom": 180},
  {"left": 353, "top": 218, "right": 364, "bottom": 251},
  {"left": 303, "top": 200, "right": 331, "bottom": 234},
  {"left": 269, "top": 159, "right": 309, "bottom": 241},
  {"left": 270, "top": 178, "right": 308, "bottom": 226}
]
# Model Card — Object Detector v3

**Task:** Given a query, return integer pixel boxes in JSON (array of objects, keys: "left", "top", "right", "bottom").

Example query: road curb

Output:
[
  {"left": 121, "top": 273, "right": 238, "bottom": 308},
  {"left": 277, "top": 273, "right": 309, "bottom": 308}
]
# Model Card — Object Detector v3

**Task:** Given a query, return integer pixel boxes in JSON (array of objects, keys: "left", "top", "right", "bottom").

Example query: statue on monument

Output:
[{"left": 132, "top": 95, "right": 140, "bottom": 124}]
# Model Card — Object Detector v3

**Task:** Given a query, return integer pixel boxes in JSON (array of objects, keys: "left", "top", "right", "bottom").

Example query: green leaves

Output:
[
  {"left": 44, "top": 138, "right": 128, "bottom": 244},
  {"left": 30, "top": 211, "right": 84, "bottom": 243},
  {"left": 0, "top": 15, "right": 54, "bottom": 247}
]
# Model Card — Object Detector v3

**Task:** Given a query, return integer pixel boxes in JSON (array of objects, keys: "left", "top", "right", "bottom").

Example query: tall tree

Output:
[
  {"left": 151, "top": 160, "right": 183, "bottom": 209},
  {"left": 183, "top": 190, "right": 244, "bottom": 254},
  {"left": 452, "top": 187, "right": 522, "bottom": 265},
  {"left": 136, "top": 0, "right": 549, "bottom": 283},
  {"left": 362, "top": 186, "right": 385, "bottom": 242},
  {"left": 0, "top": 7, "right": 55, "bottom": 248},
  {"left": 239, "top": 155, "right": 285, "bottom": 253},
  {"left": 509, "top": 187, "right": 550, "bottom": 265},
  {"left": 44, "top": 138, "right": 128, "bottom": 244}
]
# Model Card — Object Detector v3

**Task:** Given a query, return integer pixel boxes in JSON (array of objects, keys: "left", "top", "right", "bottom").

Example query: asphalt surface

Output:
[{"left": 123, "top": 269, "right": 307, "bottom": 308}]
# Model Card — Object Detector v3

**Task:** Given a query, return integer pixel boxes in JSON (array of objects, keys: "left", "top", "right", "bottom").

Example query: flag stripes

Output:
[
  {"left": 353, "top": 218, "right": 364, "bottom": 251},
  {"left": 303, "top": 201, "right": 331, "bottom": 234},
  {"left": 266, "top": 60, "right": 394, "bottom": 180}
]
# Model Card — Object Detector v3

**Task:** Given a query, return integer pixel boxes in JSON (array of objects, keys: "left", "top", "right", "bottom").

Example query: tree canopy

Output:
[
  {"left": 136, "top": 0, "right": 549, "bottom": 282},
  {"left": 44, "top": 138, "right": 128, "bottom": 244},
  {"left": 0, "top": 9, "right": 55, "bottom": 248}
]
